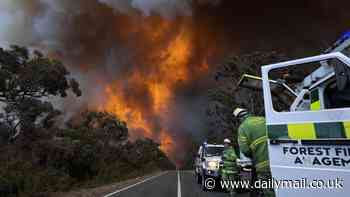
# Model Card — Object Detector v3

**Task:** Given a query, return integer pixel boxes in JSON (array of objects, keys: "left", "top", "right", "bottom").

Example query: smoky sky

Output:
[{"left": 1, "top": 0, "right": 349, "bottom": 67}]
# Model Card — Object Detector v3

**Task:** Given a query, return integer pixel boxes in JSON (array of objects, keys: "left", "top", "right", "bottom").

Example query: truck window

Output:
[
  {"left": 268, "top": 62, "right": 319, "bottom": 112},
  {"left": 204, "top": 146, "right": 224, "bottom": 157},
  {"left": 268, "top": 57, "right": 350, "bottom": 112},
  {"left": 324, "top": 81, "right": 350, "bottom": 108}
]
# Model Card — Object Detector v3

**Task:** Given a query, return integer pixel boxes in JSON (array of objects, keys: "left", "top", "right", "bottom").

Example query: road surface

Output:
[{"left": 104, "top": 171, "right": 249, "bottom": 197}]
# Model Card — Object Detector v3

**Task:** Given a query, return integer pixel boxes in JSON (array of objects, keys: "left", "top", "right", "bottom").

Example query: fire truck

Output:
[{"left": 238, "top": 31, "right": 350, "bottom": 196}]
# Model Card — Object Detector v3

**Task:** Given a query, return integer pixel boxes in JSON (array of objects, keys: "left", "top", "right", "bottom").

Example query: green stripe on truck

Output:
[
  {"left": 267, "top": 124, "right": 288, "bottom": 139},
  {"left": 267, "top": 121, "right": 350, "bottom": 139},
  {"left": 314, "top": 122, "right": 346, "bottom": 138}
]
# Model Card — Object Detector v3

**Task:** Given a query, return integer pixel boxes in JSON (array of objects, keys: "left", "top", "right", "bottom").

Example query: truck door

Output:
[{"left": 262, "top": 52, "right": 350, "bottom": 197}]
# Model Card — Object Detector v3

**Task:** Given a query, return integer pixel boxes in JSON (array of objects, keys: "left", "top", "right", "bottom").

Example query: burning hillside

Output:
[
  {"left": 0, "top": 0, "right": 218, "bottom": 164},
  {"left": 99, "top": 20, "right": 210, "bottom": 159}
]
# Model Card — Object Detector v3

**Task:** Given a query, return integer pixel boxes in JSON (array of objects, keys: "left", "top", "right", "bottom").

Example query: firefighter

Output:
[
  {"left": 233, "top": 108, "right": 275, "bottom": 197},
  {"left": 221, "top": 138, "right": 239, "bottom": 196}
]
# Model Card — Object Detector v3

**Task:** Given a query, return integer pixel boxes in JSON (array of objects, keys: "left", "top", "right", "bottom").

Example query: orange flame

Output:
[{"left": 99, "top": 17, "right": 209, "bottom": 163}]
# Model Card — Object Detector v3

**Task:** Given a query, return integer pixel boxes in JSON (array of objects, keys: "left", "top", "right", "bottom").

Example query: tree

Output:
[
  {"left": 0, "top": 45, "right": 81, "bottom": 141},
  {"left": 207, "top": 51, "right": 288, "bottom": 144}
]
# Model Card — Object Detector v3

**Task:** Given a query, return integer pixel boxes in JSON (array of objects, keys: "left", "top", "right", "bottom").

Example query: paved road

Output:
[{"left": 104, "top": 171, "right": 248, "bottom": 197}]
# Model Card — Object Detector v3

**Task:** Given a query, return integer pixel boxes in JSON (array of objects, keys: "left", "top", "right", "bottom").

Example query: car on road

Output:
[{"left": 194, "top": 142, "right": 225, "bottom": 191}]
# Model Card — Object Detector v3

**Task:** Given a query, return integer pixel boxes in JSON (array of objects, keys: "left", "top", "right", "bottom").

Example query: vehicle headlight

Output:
[{"left": 206, "top": 161, "right": 219, "bottom": 170}]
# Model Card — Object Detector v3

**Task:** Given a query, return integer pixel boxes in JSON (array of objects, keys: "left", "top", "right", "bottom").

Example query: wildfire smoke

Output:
[{"left": 1, "top": 0, "right": 350, "bottom": 165}]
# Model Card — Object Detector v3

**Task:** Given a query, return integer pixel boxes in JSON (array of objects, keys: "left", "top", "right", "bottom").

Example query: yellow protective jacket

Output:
[{"left": 238, "top": 116, "right": 270, "bottom": 173}]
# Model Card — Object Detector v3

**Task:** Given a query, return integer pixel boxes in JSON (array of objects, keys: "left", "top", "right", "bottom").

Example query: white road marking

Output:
[
  {"left": 177, "top": 170, "right": 182, "bottom": 197},
  {"left": 103, "top": 171, "right": 169, "bottom": 197}
]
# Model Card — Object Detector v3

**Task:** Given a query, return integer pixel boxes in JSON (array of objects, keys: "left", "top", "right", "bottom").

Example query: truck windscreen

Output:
[{"left": 205, "top": 147, "right": 224, "bottom": 157}]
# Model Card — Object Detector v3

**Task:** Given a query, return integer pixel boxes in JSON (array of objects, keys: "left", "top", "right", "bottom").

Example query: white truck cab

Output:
[
  {"left": 239, "top": 31, "right": 350, "bottom": 196},
  {"left": 194, "top": 142, "right": 224, "bottom": 191},
  {"left": 262, "top": 52, "right": 350, "bottom": 197}
]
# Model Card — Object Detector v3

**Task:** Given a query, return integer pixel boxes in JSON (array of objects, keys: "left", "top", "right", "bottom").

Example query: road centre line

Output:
[{"left": 177, "top": 170, "right": 182, "bottom": 197}]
